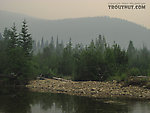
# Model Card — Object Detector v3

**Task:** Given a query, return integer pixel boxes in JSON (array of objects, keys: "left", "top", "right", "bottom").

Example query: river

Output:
[{"left": 0, "top": 87, "right": 150, "bottom": 113}]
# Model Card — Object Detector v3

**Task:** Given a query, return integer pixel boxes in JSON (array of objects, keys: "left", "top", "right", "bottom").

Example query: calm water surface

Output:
[{"left": 0, "top": 87, "right": 150, "bottom": 113}]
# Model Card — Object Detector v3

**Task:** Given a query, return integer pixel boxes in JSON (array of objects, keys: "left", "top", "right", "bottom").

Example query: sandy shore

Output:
[{"left": 26, "top": 78, "right": 150, "bottom": 99}]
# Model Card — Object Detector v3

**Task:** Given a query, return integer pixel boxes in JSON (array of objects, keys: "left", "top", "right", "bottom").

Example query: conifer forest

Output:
[{"left": 0, "top": 21, "right": 150, "bottom": 84}]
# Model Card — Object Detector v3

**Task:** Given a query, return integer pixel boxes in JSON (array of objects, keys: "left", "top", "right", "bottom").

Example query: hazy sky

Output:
[{"left": 0, "top": 0, "right": 150, "bottom": 29}]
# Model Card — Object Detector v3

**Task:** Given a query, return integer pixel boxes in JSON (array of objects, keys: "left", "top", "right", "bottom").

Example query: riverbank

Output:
[{"left": 26, "top": 78, "right": 150, "bottom": 99}]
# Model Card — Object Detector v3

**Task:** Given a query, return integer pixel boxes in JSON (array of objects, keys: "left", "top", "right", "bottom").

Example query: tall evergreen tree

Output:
[
  {"left": 3, "top": 28, "right": 12, "bottom": 40},
  {"left": 20, "top": 20, "right": 33, "bottom": 58},
  {"left": 9, "top": 23, "right": 18, "bottom": 48},
  {"left": 127, "top": 41, "right": 136, "bottom": 58},
  {"left": 41, "top": 37, "right": 44, "bottom": 49},
  {"left": 50, "top": 36, "right": 54, "bottom": 46},
  {"left": 0, "top": 33, "right": 2, "bottom": 40},
  {"left": 6, "top": 23, "right": 24, "bottom": 77}
]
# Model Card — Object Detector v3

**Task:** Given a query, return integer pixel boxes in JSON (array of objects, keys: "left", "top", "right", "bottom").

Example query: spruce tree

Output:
[
  {"left": 20, "top": 20, "right": 33, "bottom": 58},
  {"left": 3, "top": 28, "right": 12, "bottom": 40},
  {"left": 9, "top": 23, "right": 18, "bottom": 48},
  {"left": 7, "top": 23, "right": 23, "bottom": 77},
  {"left": 41, "top": 37, "right": 44, "bottom": 49},
  {"left": 0, "top": 33, "right": 2, "bottom": 40},
  {"left": 18, "top": 20, "right": 33, "bottom": 84}
]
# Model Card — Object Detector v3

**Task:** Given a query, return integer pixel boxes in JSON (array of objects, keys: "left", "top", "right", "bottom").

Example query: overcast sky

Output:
[{"left": 0, "top": 0, "right": 150, "bottom": 29}]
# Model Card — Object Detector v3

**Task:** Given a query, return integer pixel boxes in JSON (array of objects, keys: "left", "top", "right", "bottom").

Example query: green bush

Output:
[
  {"left": 127, "top": 67, "right": 141, "bottom": 76},
  {"left": 125, "top": 76, "right": 149, "bottom": 86},
  {"left": 108, "top": 73, "right": 127, "bottom": 82},
  {"left": 147, "top": 68, "right": 150, "bottom": 76}
]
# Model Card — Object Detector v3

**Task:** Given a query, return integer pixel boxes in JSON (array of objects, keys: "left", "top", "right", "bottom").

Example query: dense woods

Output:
[
  {"left": 0, "top": 21, "right": 150, "bottom": 84},
  {"left": 35, "top": 36, "right": 150, "bottom": 81}
]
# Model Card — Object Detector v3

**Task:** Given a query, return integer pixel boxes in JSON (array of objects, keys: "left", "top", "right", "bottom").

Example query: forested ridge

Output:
[
  {"left": 1, "top": 11, "right": 150, "bottom": 49},
  {"left": 0, "top": 21, "right": 150, "bottom": 85}
]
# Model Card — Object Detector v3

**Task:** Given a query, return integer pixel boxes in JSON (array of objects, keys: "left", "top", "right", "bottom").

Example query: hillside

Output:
[{"left": 0, "top": 11, "right": 150, "bottom": 48}]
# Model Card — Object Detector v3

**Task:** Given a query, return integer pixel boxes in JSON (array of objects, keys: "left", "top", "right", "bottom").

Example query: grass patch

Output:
[{"left": 108, "top": 73, "right": 127, "bottom": 82}]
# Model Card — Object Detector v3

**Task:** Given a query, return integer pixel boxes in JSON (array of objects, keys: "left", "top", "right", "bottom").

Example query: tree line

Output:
[
  {"left": 35, "top": 35, "right": 150, "bottom": 81},
  {"left": 0, "top": 21, "right": 150, "bottom": 85}
]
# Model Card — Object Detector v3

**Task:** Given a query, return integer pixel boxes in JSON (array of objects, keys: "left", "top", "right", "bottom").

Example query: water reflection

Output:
[
  {"left": 0, "top": 87, "right": 149, "bottom": 113},
  {"left": 127, "top": 102, "right": 150, "bottom": 113},
  {"left": 0, "top": 87, "right": 32, "bottom": 113}
]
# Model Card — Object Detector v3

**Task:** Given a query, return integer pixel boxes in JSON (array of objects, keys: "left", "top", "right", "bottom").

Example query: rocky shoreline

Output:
[{"left": 26, "top": 78, "right": 150, "bottom": 99}]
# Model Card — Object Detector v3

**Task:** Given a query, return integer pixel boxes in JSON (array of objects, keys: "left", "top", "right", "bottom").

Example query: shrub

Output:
[
  {"left": 127, "top": 67, "right": 141, "bottom": 76},
  {"left": 107, "top": 73, "right": 127, "bottom": 82},
  {"left": 125, "top": 76, "right": 149, "bottom": 86}
]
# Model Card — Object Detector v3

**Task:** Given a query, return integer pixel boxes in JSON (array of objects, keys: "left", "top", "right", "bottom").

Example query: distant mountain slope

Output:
[{"left": 0, "top": 11, "right": 150, "bottom": 48}]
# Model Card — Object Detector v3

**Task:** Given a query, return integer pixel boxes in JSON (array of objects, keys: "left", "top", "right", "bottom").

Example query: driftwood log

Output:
[{"left": 52, "top": 77, "right": 71, "bottom": 82}]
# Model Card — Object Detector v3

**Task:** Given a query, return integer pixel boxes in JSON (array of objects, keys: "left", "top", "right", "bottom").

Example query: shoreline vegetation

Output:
[
  {"left": 26, "top": 77, "right": 150, "bottom": 100},
  {"left": 1, "top": 21, "right": 150, "bottom": 100}
]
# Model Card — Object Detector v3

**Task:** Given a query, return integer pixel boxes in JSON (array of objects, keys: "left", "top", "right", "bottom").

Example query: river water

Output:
[{"left": 0, "top": 87, "right": 150, "bottom": 113}]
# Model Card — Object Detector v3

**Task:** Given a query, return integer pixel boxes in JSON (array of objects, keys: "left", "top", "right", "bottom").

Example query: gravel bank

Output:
[{"left": 26, "top": 78, "right": 150, "bottom": 99}]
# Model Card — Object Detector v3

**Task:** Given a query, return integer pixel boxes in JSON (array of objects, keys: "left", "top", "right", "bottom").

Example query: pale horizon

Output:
[{"left": 0, "top": 0, "right": 150, "bottom": 29}]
